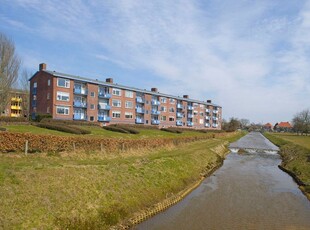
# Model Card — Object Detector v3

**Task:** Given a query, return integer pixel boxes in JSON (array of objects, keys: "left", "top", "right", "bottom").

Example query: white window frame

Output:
[
  {"left": 125, "top": 90, "right": 133, "bottom": 98},
  {"left": 47, "top": 79, "right": 51, "bottom": 86},
  {"left": 112, "top": 99, "right": 121, "bottom": 107},
  {"left": 160, "top": 97, "right": 167, "bottom": 103},
  {"left": 90, "top": 92, "right": 95, "bottom": 97},
  {"left": 169, "top": 107, "right": 175, "bottom": 113},
  {"left": 57, "top": 78, "right": 70, "bottom": 88},
  {"left": 169, "top": 116, "right": 175, "bottom": 121},
  {"left": 125, "top": 112, "right": 133, "bottom": 119},
  {"left": 169, "top": 98, "right": 175, "bottom": 103},
  {"left": 33, "top": 82, "right": 37, "bottom": 88},
  {"left": 161, "top": 115, "right": 166, "bottom": 121},
  {"left": 56, "top": 106, "right": 69, "bottom": 115},
  {"left": 161, "top": 106, "right": 166, "bottom": 112},
  {"left": 125, "top": 101, "right": 133, "bottom": 108},
  {"left": 90, "top": 104, "right": 95, "bottom": 110},
  {"left": 112, "top": 88, "right": 122, "bottom": 96},
  {"left": 199, "top": 119, "right": 204, "bottom": 124},
  {"left": 56, "top": 91, "right": 70, "bottom": 101},
  {"left": 112, "top": 111, "right": 121, "bottom": 118}
]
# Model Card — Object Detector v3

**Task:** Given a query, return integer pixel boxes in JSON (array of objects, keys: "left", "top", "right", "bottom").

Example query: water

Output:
[{"left": 135, "top": 133, "right": 310, "bottom": 230}]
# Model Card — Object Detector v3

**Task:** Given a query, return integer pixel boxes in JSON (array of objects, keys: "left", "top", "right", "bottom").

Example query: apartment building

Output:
[
  {"left": 1, "top": 90, "right": 28, "bottom": 118},
  {"left": 29, "top": 63, "right": 222, "bottom": 129}
]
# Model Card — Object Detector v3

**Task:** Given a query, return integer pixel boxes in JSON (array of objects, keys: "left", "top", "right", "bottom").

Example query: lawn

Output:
[
  {"left": 271, "top": 133, "right": 310, "bottom": 150},
  {"left": 0, "top": 131, "right": 244, "bottom": 229}
]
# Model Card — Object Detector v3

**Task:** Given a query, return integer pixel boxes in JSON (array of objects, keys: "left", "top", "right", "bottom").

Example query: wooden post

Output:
[
  {"left": 25, "top": 140, "right": 28, "bottom": 155},
  {"left": 122, "top": 143, "right": 125, "bottom": 151},
  {"left": 100, "top": 143, "right": 104, "bottom": 152},
  {"left": 73, "top": 142, "right": 76, "bottom": 153}
]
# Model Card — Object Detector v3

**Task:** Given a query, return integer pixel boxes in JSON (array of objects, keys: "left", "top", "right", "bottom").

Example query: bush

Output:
[
  {"left": 160, "top": 128, "right": 183, "bottom": 134},
  {"left": 0, "top": 116, "right": 28, "bottom": 122},
  {"left": 103, "top": 126, "right": 129, "bottom": 134},
  {"left": 33, "top": 114, "right": 52, "bottom": 122},
  {"left": 109, "top": 124, "right": 140, "bottom": 134},
  {"left": 0, "top": 127, "right": 7, "bottom": 131},
  {"left": 40, "top": 118, "right": 99, "bottom": 126},
  {"left": 35, "top": 123, "right": 91, "bottom": 135}
]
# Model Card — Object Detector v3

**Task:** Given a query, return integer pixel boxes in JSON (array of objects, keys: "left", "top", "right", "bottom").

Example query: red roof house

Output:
[{"left": 275, "top": 122, "right": 292, "bottom": 132}]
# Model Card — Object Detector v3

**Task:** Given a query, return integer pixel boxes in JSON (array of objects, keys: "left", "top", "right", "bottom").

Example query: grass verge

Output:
[
  {"left": 0, "top": 132, "right": 243, "bottom": 229},
  {"left": 264, "top": 132, "right": 310, "bottom": 199}
]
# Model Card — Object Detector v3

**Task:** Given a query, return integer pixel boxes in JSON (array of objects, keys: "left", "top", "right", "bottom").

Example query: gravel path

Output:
[{"left": 229, "top": 132, "right": 279, "bottom": 151}]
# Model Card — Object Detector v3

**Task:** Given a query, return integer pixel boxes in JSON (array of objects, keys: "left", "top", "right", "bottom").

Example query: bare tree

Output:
[
  {"left": 292, "top": 109, "right": 310, "bottom": 135},
  {"left": 0, "top": 32, "right": 21, "bottom": 115},
  {"left": 239, "top": 118, "right": 250, "bottom": 129},
  {"left": 18, "top": 68, "right": 32, "bottom": 117}
]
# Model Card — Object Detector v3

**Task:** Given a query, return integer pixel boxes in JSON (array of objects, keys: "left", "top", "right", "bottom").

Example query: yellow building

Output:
[{"left": 1, "top": 90, "right": 28, "bottom": 118}]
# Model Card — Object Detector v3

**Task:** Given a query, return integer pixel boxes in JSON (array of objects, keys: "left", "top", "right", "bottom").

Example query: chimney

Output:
[
  {"left": 106, "top": 78, "right": 113, "bottom": 83},
  {"left": 183, "top": 95, "right": 189, "bottom": 99},
  {"left": 207, "top": 99, "right": 212, "bottom": 103},
  {"left": 39, "top": 63, "right": 46, "bottom": 71},
  {"left": 151, "top": 88, "right": 158, "bottom": 92}
]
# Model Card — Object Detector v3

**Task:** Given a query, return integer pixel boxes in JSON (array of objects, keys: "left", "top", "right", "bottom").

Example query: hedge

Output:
[
  {"left": 35, "top": 123, "right": 91, "bottom": 135},
  {"left": 0, "top": 116, "right": 28, "bottom": 122},
  {"left": 160, "top": 128, "right": 183, "bottom": 134}
]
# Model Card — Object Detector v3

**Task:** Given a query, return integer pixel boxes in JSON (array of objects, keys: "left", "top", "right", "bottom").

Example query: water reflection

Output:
[{"left": 135, "top": 152, "right": 310, "bottom": 230}]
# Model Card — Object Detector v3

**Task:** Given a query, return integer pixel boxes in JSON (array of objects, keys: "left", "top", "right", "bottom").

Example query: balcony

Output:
[
  {"left": 73, "top": 101, "right": 87, "bottom": 108},
  {"left": 206, "top": 109, "right": 210, "bottom": 113},
  {"left": 205, "top": 123, "right": 210, "bottom": 127},
  {"left": 11, "top": 97, "right": 22, "bottom": 102},
  {"left": 176, "top": 120, "right": 183, "bottom": 126},
  {"left": 187, "top": 114, "right": 194, "bottom": 118},
  {"left": 136, "top": 107, "right": 145, "bottom": 114},
  {"left": 74, "top": 88, "right": 88, "bottom": 95},
  {"left": 176, "top": 112, "right": 183, "bottom": 118},
  {"left": 206, "top": 116, "right": 210, "bottom": 120},
  {"left": 213, "top": 110, "right": 218, "bottom": 114},
  {"left": 136, "top": 97, "right": 145, "bottom": 104},
  {"left": 213, "top": 117, "right": 218, "bottom": 121},
  {"left": 98, "top": 92, "right": 111, "bottom": 99},
  {"left": 187, "top": 105, "right": 193, "bottom": 110},
  {"left": 151, "top": 109, "right": 160, "bottom": 115},
  {"left": 135, "top": 118, "right": 144, "bottom": 124},
  {"left": 212, "top": 123, "right": 219, "bottom": 128},
  {"left": 98, "top": 104, "right": 111, "bottom": 110},
  {"left": 73, "top": 114, "right": 87, "bottom": 120},
  {"left": 187, "top": 121, "right": 194, "bottom": 127},
  {"left": 151, "top": 99, "right": 160, "bottom": 106},
  {"left": 98, "top": 116, "right": 111, "bottom": 122},
  {"left": 11, "top": 105, "right": 21, "bottom": 110},
  {"left": 176, "top": 104, "right": 183, "bottom": 109},
  {"left": 10, "top": 113, "right": 21, "bottom": 118},
  {"left": 151, "top": 119, "right": 160, "bottom": 125}
]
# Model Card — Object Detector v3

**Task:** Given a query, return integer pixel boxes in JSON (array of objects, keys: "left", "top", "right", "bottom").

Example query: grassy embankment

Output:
[
  {"left": 264, "top": 132, "right": 310, "bottom": 199},
  {"left": 0, "top": 124, "right": 244, "bottom": 229}
]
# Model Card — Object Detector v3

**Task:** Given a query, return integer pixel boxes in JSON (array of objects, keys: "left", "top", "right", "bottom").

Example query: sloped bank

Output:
[{"left": 264, "top": 133, "right": 310, "bottom": 200}]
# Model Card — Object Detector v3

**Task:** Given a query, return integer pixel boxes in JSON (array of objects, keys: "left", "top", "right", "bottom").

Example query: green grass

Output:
[
  {"left": 264, "top": 132, "right": 310, "bottom": 197},
  {"left": 0, "top": 132, "right": 241, "bottom": 229}
]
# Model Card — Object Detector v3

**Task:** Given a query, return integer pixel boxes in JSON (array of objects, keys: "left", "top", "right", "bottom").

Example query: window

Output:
[
  {"left": 125, "top": 101, "right": 133, "bottom": 108},
  {"left": 90, "top": 92, "right": 95, "bottom": 97},
  {"left": 112, "top": 111, "right": 121, "bottom": 118},
  {"left": 48, "top": 79, "right": 51, "bottom": 86},
  {"left": 169, "top": 117, "right": 175, "bottom": 122},
  {"left": 193, "top": 111, "right": 198, "bottom": 116},
  {"left": 125, "top": 112, "right": 133, "bottom": 119},
  {"left": 160, "top": 106, "right": 166, "bottom": 112},
  {"left": 161, "top": 115, "right": 166, "bottom": 121},
  {"left": 90, "top": 116, "right": 94, "bottom": 121},
  {"left": 200, "top": 112, "right": 204, "bottom": 116},
  {"left": 199, "top": 119, "right": 204, "bottom": 124},
  {"left": 112, "top": 88, "right": 122, "bottom": 96},
  {"left": 200, "top": 104, "right": 204, "bottom": 109},
  {"left": 112, "top": 99, "right": 121, "bottom": 107},
  {"left": 56, "top": 106, "right": 69, "bottom": 115},
  {"left": 169, "top": 107, "right": 175, "bottom": 113},
  {"left": 125, "top": 90, "right": 133, "bottom": 98},
  {"left": 90, "top": 104, "right": 95, "bottom": 110},
  {"left": 33, "top": 82, "right": 37, "bottom": 88},
  {"left": 169, "top": 98, "right": 175, "bottom": 103},
  {"left": 57, "top": 91, "right": 70, "bottom": 101},
  {"left": 57, "top": 78, "right": 70, "bottom": 88},
  {"left": 47, "top": 107, "right": 50, "bottom": 113},
  {"left": 47, "top": 93, "right": 50, "bottom": 100},
  {"left": 160, "top": 97, "right": 167, "bottom": 103}
]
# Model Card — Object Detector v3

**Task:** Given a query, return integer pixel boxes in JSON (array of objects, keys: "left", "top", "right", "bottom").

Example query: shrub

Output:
[
  {"left": 0, "top": 127, "right": 7, "bottom": 131},
  {"left": 109, "top": 124, "right": 140, "bottom": 134},
  {"left": 35, "top": 123, "right": 91, "bottom": 135},
  {"left": 40, "top": 118, "right": 99, "bottom": 126},
  {"left": 0, "top": 116, "right": 28, "bottom": 122},
  {"left": 33, "top": 114, "right": 52, "bottom": 122},
  {"left": 160, "top": 128, "right": 183, "bottom": 134},
  {"left": 103, "top": 126, "right": 129, "bottom": 134}
]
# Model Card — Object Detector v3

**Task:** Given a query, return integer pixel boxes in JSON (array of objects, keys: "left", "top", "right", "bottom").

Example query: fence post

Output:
[
  {"left": 122, "top": 143, "right": 125, "bottom": 151},
  {"left": 73, "top": 142, "right": 76, "bottom": 153},
  {"left": 100, "top": 143, "right": 104, "bottom": 152},
  {"left": 25, "top": 140, "right": 28, "bottom": 155}
]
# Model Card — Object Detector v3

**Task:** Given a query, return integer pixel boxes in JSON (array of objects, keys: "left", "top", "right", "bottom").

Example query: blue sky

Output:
[{"left": 1, "top": 0, "right": 310, "bottom": 125}]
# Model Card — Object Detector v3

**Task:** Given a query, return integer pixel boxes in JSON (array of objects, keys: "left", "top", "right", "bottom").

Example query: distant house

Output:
[
  {"left": 263, "top": 123, "right": 273, "bottom": 131},
  {"left": 274, "top": 122, "right": 293, "bottom": 132}
]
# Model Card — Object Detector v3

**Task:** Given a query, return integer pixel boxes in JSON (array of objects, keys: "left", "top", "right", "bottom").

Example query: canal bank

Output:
[{"left": 136, "top": 132, "right": 310, "bottom": 230}]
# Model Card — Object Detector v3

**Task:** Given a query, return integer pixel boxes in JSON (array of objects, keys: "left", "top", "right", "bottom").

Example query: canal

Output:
[{"left": 135, "top": 133, "right": 310, "bottom": 230}]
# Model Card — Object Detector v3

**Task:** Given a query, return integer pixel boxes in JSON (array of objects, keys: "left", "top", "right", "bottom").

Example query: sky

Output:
[{"left": 1, "top": 0, "right": 310, "bottom": 125}]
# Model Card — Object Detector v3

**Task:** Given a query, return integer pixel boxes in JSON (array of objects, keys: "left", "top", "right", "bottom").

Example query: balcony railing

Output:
[
  {"left": 98, "top": 92, "right": 111, "bottom": 99},
  {"left": 176, "top": 104, "right": 183, "bottom": 109},
  {"left": 10, "top": 113, "right": 21, "bottom": 118},
  {"left": 73, "top": 101, "right": 87, "bottom": 108},
  {"left": 205, "top": 123, "right": 210, "bottom": 127},
  {"left": 98, "top": 104, "right": 111, "bottom": 110},
  {"left": 187, "top": 114, "right": 194, "bottom": 118},
  {"left": 212, "top": 123, "right": 219, "bottom": 128},
  {"left": 135, "top": 118, "right": 144, "bottom": 124},
  {"left": 151, "top": 119, "right": 160, "bottom": 125},
  {"left": 151, "top": 110, "right": 160, "bottom": 115},
  {"left": 187, "top": 105, "right": 193, "bottom": 110},
  {"left": 11, "top": 105, "right": 21, "bottom": 110},
  {"left": 74, "top": 88, "right": 88, "bottom": 95},
  {"left": 176, "top": 112, "right": 183, "bottom": 118},
  {"left": 73, "top": 114, "right": 87, "bottom": 120},
  {"left": 206, "top": 116, "right": 210, "bottom": 120},
  {"left": 213, "top": 117, "right": 218, "bottom": 121},
  {"left": 187, "top": 121, "right": 194, "bottom": 126},
  {"left": 136, "top": 107, "right": 145, "bottom": 114},
  {"left": 213, "top": 110, "right": 218, "bottom": 114},
  {"left": 98, "top": 116, "right": 111, "bottom": 122},
  {"left": 151, "top": 100, "right": 160, "bottom": 106},
  {"left": 176, "top": 120, "right": 183, "bottom": 126},
  {"left": 206, "top": 109, "right": 210, "bottom": 113},
  {"left": 136, "top": 97, "right": 145, "bottom": 104}
]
